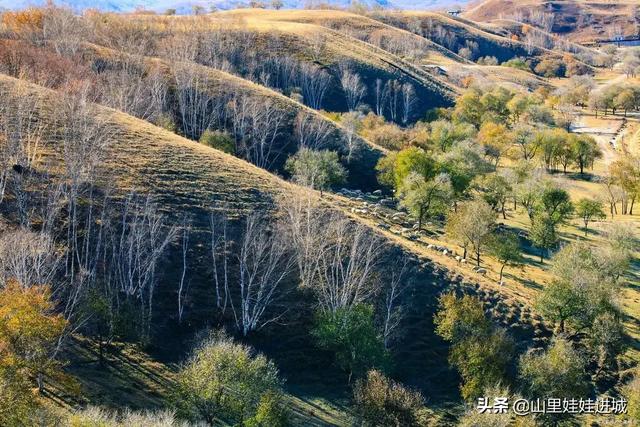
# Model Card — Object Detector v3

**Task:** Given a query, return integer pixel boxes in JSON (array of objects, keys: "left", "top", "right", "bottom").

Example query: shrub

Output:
[
  {"left": 174, "top": 331, "right": 284, "bottom": 425},
  {"left": 353, "top": 370, "right": 431, "bottom": 426},
  {"left": 477, "top": 56, "right": 499, "bottom": 66},
  {"left": 199, "top": 129, "right": 236, "bottom": 154},
  {"left": 534, "top": 58, "right": 565, "bottom": 78},
  {"left": 67, "top": 406, "right": 184, "bottom": 426},
  {"left": 502, "top": 57, "right": 531, "bottom": 72},
  {"left": 623, "top": 371, "right": 640, "bottom": 422},
  {"left": 519, "top": 338, "right": 590, "bottom": 399},
  {"left": 285, "top": 148, "right": 346, "bottom": 195}
]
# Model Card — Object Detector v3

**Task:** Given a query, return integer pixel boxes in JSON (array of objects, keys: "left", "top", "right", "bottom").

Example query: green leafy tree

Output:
[
  {"left": 570, "top": 134, "right": 601, "bottom": 174},
  {"left": 434, "top": 293, "right": 514, "bottom": 400},
  {"left": 475, "top": 173, "right": 512, "bottom": 219},
  {"left": 575, "top": 198, "right": 605, "bottom": 235},
  {"left": 244, "top": 391, "right": 290, "bottom": 427},
  {"left": 399, "top": 172, "right": 453, "bottom": 229},
  {"left": 375, "top": 147, "right": 437, "bottom": 191},
  {"left": 519, "top": 337, "right": 590, "bottom": 399},
  {"left": 174, "top": 331, "right": 284, "bottom": 425},
  {"left": 538, "top": 187, "right": 573, "bottom": 226},
  {"left": 529, "top": 215, "right": 558, "bottom": 262},
  {"left": 539, "top": 242, "right": 622, "bottom": 336},
  {"left": 429, "top": 119, "right": 475, "bottom": 152},
  {"left": 285, "top": 148, "right": 347, "bottom": 196},
  {"left": 353, "top": 370, "right": 430, "bottom": 426},
  {"left": 312, "top": 304, "right": 388, "bottom": 383},
  {"left": 487, "top": 231, "right": 523, "bottom": 283},
  {"left": 589, "top": 312, "right": 627, "bottom": 373},
  {"left": 452, "top": 88, "right": 484, "bottom": 128},
  {"left": 445, "top": 199, "right": 495, "bottom": 265}
]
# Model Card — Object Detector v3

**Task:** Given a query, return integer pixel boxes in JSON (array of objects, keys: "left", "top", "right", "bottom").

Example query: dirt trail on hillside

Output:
[{"left": 571, "top": 115, "right": 624, "bottom": 166}]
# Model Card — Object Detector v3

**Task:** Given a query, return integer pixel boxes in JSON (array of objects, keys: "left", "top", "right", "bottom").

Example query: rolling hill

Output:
[
  {"left": 0, "top": 71, "right": 533, "bottom": 422},
  {"left": 1, "top": 0, "right": 473, "bottom": 13},
  {"left": 464, "top": 0, "right": 640, "bottom": 43}
]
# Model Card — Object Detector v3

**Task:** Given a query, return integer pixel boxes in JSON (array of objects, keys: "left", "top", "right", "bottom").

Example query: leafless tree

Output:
[
  {"left": 384, "top": 80, "right": 402, "bottom": 123},
  {"left": 299, "top": 63, "right": 331, "bottom": 110},
  {"left": 210, "top": 212, "right": 231, "bottom": 312},
  {"left": 99, "top": 65, "right": 167, "bottom": 123},
  {"left": 277, "top": 190, "right": 330, "bottom": 289},
  {"left": 294, "top": 110, "right": 334, "bottom": 150},
  {"left": 54, "top": 87, "right": 110, "bottom": 286},
  {"left": 174, "top": 63, "right": 225, "bottom": 139},
  {"left": 401, "top": 83, "right": 416, "bottom": 125},
  {"left": 308, "top": 32, "right": 327, "bottom": 62},
  {"left": 42, "top": 5, "right": 88, "bottom": 57},
  {"left": 211, "top": 213, "right": 294, "bottom": 336},
  {"left": 0, "top": 82, "right": 45, "bottom": 207},
  {"left": 374, "top": 78, "right": 387, "bottom": 117},
  {"left": 340, "top": 67, "right": 367, "bottom": 111},
  {"left": 315, "top": 218, "right": 384, "bottom": 313},
  {"left": 109, "top": 193, "right": 178, "bottom": 338},
  {"left": 0, "top": 229, "right": 60, "bottom": 289},
  {"left": 382, "top": 259, "right": 409, "bottom": 349},
  {"left": 177, "top": 217, "right": 191, "bottom": 324},
  {"left": 227, "top": 95, "right": 286, "bottom": 169},
  {"left": 233, "top": 214, "right": 294, "bottom": 335},
  {"left": 340, "top": 111, "right": 361, "bottom": 162}
]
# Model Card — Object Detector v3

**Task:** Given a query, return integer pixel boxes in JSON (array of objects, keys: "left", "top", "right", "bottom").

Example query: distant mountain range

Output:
[{"left": 0, "top": 0, "right": 471, "bottom": 14}]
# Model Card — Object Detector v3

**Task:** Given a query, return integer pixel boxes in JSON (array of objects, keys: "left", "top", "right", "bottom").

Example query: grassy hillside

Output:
[
  {"left": 464, "top": 0, "right": 640, "bottom": 43},
  {"left": 0, "top": 72, "right": 538, "bottom": 424},
  {"left": 185, "top": 10, "right": 459, "bottom": 113},
  {"left": 1, "top": 5, "right": 638, "bottom": 426}
]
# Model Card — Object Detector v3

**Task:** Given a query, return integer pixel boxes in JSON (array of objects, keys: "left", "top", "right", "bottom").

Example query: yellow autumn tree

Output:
[{"left": 0, "top": 280, "right": 67, "bottom": 425}]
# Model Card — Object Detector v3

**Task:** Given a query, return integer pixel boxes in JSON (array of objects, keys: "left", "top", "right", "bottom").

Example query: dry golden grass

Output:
[
  {"left": 206, "top": 10, "right": 459, "bottom": 98},
  {"left": 464, "top": 0, "right": 640, "bottom": 43},
  {"left": 77, "top": 42, "right": 388, "bottom": 162}
]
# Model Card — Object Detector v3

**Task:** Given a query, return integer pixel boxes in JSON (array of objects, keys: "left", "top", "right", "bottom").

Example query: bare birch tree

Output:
[
  {"left": 277, "top": 190, "right": 331, "bottom": 289},
  {"left": 232, "top": 214, "right": 294, "bottom": 335},
  {"left": 210, "top": 213, "right": 294, "bottom": 336},
  {"left": 340, "top": 68, "right": 367, "bottom": 111},
  {"left": 401, "top": 83, "right": 416, "bottom": 125},
  {"left": 299, "top": 63, "right": 331, "bottom": 110},
  {"left": 174, "top": 63, "right": 222, "bottom": 139},
  {"left": 382, "top": 259, "right": 409, "bottom": 349},
  {"left": 0, "top": 229, "right": 60, "bottom": 289},
  {"left": 340, "top": 111, "right": 361, "bottom": 162},
  {"left": 109, "top": 193, "right": 178, "bottom": 339},
  {"left": 294, "top": 110, "right": 334, "bottom": 150},
  {"left": 315, "top": 218, "right": 385, "bottom": 313},
  {"left": 177, "top": 216, "right": 191, "bottom": 324},
  {"left": 227, "top": 95, "right": 286, "bottom": 169}
]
